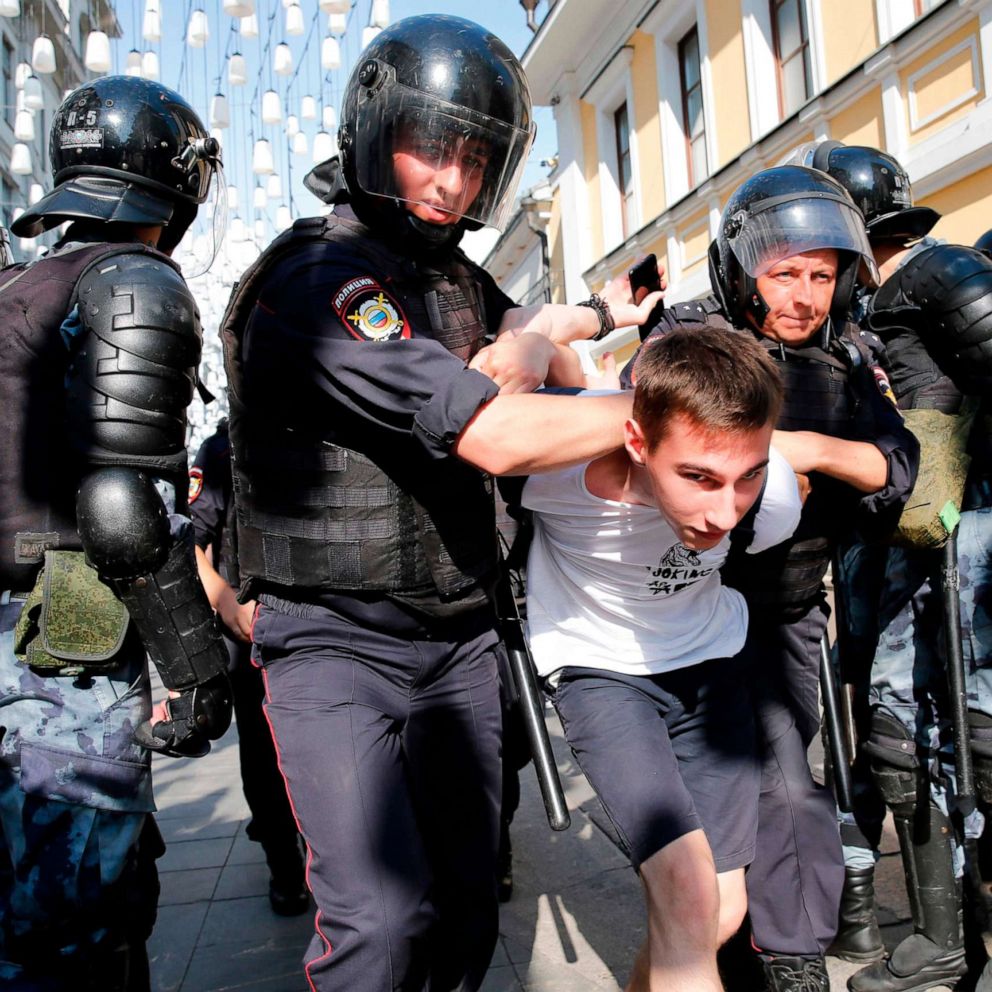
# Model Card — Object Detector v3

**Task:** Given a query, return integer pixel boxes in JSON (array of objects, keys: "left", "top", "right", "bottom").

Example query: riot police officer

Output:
[
  {"left": 625, "top": 165, "right": 920, "bottom": 992},
  {"left": 221, "top": 15, "right": 660, "bottom": 992},
  {"left": 803, "top": 141, "right": 992, "bottom": 992},
  {"left": 0, "top": 76, "right": 232, "bottom": 989}
]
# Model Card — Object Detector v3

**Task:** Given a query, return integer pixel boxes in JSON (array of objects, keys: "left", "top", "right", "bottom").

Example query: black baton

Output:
[
  {"left": 940, "top": 526, "right": 976, "bottom": 817},
  {"left": 495, "top": 571, "right": 571, "bottom": 832},
  {"left": 820, "top": 631, "right": 854, "bottom": 813}
]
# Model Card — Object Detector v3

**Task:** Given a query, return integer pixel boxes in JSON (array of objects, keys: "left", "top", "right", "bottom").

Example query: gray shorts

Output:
[{"left": 549, "top": 655, "right": 759, "bottom": 872}]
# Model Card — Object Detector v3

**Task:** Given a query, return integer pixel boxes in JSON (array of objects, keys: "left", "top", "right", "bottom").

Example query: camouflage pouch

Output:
[
  {"left": 893, "top": 399, "right": 978, "bottom": 550},
  {"left": 12, "top": 550, "right": 129, "bottom": 675}
]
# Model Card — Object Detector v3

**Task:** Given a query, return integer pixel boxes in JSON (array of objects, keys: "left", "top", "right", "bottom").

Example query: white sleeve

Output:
[{"left": 749, "top": 446, "right": 803, "bottom": 554}]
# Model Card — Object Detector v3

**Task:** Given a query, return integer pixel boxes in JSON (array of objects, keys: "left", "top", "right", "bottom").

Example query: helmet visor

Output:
[
  {"left": 727, "top": 191, "right": 879, "bottom": 283},
  {"left": 173, "top": 161, "right": 227, "bottom": 279},
  {"left": 351, "top": 79, "right": 535, "bottom": 231}
]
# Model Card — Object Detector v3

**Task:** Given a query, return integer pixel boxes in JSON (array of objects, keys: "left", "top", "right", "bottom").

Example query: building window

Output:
[
  {"left": 678, "top": 26, "right": 707, "bottom": 187},
  {"left": 614, "top": 102, "right": 634, "bottom": 239},
  {"left": 771, "top": 0, "right": 812, "bottom": 117},
  {"left": 2, "top": 38, "right": 13, "bottom": 128},
  {"left": 914, "top": 0, "right": 940, "bottom": 14}
]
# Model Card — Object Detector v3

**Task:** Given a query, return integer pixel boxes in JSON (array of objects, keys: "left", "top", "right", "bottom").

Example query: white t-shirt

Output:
[{"left": 521, "top": 446, "right": 801, "bottom": 678}]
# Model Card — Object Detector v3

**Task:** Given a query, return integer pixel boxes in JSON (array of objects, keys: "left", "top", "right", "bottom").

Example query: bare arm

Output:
[
  {"left": 453, "top": 391, "right": 633, "bottom": 476},
  {"left": 194, "top": 546, "right": 255, "bottom": 643},
  {"left": 771, "top": 430, "right": 889, "bottom": 494}
]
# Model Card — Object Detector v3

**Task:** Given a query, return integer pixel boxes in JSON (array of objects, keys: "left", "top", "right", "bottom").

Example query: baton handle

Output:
[
  {"left": 820, "top": 632, "right": 854, "bottom": 813},
  {"left": 496, "top": 577, "right": 571, "bottom": 832},
  {"left": 941, "top": 529, "right": 976, "bottom": 816}
]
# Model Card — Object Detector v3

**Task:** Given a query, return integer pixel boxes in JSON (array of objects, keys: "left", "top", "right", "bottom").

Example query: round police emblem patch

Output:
[
  {"left": 188, "top": 467, "right": 204, "bottom": 504},
  {"left": 332, "top": 277, "right": 410, "bottom": 342}
]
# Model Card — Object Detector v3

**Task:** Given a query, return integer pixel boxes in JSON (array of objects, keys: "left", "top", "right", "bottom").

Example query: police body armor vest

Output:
[
  {"left": 649, "top": 297, "right": 870, "bottom": 610},
  {"left": 220, "top": 213, "right": 498, "bottom": 607},
  {"left": 0, "top": 241, "right": 164, "bottom": 592}
]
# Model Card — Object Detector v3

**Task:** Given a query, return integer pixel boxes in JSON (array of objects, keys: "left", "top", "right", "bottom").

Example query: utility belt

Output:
[{"left": 12, "top": 550, "right": 130, "bottom": 675}]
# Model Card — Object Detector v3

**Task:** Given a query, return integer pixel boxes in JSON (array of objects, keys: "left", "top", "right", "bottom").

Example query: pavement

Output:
[{"left": 144, "top": 688, "right": 943, "bottom": 992}]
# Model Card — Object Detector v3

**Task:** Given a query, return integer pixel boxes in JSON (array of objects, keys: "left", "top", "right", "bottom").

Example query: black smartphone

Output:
[{"left": 627, "top": 254, "right": 666, "bottom": 341}]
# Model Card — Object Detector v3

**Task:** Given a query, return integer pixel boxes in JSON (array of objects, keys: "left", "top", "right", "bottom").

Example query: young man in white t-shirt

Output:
[{"left": 522, "top": 327, "right": 802, "bottom": 992}]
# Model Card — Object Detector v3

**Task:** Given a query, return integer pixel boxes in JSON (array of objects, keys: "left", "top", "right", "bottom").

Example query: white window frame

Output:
[
  {"left": 584, "top": 46, "right": 640, "bottom": 253},
  {"left": 644, "top": 0, "right": 718, "bottom": 206},
  {"left": 876, "top": 0, "right": 923, "bottom": 43},
  {"left": 742, "top": 0, "right": 825, "bottom": 136},
  {"left": 906, "top": 35, "right": 980, "bottom": 131}
]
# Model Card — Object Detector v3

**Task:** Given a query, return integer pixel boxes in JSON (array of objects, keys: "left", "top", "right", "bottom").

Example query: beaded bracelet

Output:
[{"left": 576, "top": 292, "right": 616, "bottom": 341}]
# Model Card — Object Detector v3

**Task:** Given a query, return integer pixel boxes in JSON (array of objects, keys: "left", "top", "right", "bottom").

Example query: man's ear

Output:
[{"left": 624, "top": 418, "right": 647, "bottom": 465}]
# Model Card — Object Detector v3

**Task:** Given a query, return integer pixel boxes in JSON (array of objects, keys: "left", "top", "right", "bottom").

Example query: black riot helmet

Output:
[
  {"left": 330, "top": 14, "right": 534, "bottom": 248},
  {"left": 710, "top": 165, "right": 879, "bottom": 330},
  {"left": 975, "top": 229, "right": 992, "bottom": 255},
  {"left": 11, "top": 76, "right": 221, "bottom": 254},
  {"left": 786, "top": 140, "right": 939, "bottom": 243}
]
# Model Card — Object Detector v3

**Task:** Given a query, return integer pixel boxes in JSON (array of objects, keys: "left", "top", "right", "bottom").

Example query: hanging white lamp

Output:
[
  {"left": 210, "top": 93, "right": 230, "bottom": 129},
  {"left": 22, "top": 76, "right": 43, "bottom": 111},
  {"left": 274, "top": 42, "right": 293, "bottom": 76},
  {"left": 32, "top": 35, "right": 56, "bottom": 74},
  {"left": 125, "top": 49, "right": 143, "bottom": 77},
  {"left": 188, "top": 9, "right": 209, "bottom": 48},
  {"left": 145, "top": 0, "right": 159, "bottom": 12},
  {"left": 84, "top": 31, "right": 112, "bottom": 72},
  {"left": 240, "top": 13, "right": 259, "bottom": 38},
  {"left": 254, "top": 219, "right": 266, "bottom": 240},
  {"left": 328, "top": 12, "right": 347, "bottom": 35},
  {"left": 0, "top": 0, "right": 20, "bottom": 16},
  {"left": 10, "top": 142, "right": 31, "bottom": 175},
  {"left": 371, "top": 0, "right": 389, "bottom": 29},
  {"left": 227, "top": 185, "right": 239, "bottom": 211},
  {"left": 293, "top": 131, "right": 308, "bottom": 156},
  {"left": 261, "top": 89, "right": 282, "bottom": 125},
  {"left": 362, "top": 26, "right": 381, "bottom": 48},
  {"left": 322, "top": 104, "right": 337, "bottom": 130},
  {"left": 253, "top": 185, "right": 267, "bottom": 210},
  {"left": 14, "top": 62, "right": 29, "bottom": 89},
  {"left": 320, "top": 0, "right": 351, "bottom": 13},
  {"left": 142, "top": 50, "right": 160, "bottom": 79},
  {"left": 14, "top": 109, "right": 34, "bottom": 142},
  {"left": 276, "top": 205, "right": 292, "bottom": 232},
  {"left": 321, "top": 36, "right": 340, "bottom": 71},
  {"left": 285, "top": 3, "right": 304, "bottom": 36},
  {"left": 222, "top": 0, "right": 254, "bottom": 16},
  {"left": 143, "top": 6, "right": 161, "bottom": 42},
  {"left": 266, "top": 173, "right": 282, "bottom": 199},
  {"left": 228, "top": 53, "right": 247, "bottom": 86},
  {"left": 312, "top": 130, "right": 335, "bottom": 163},
  {"left": 285, "top": 114, "right": 300, "bottom": 137},
  {"left": 229, "top": 215, "right": 246, "bottom": 242},
  {"left": 301, "top": 95, "right": 317, "bottom": 120},
  {"left": 252, "top": 138, "right": 274, "bottom": 174},
  {"left": 29, "top": 182, "right": 43, "bottom": 205}
]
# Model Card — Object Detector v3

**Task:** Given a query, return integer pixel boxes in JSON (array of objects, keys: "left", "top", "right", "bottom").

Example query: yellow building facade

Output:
[{"left": 510, "top": 0, "right": 992, "bottom": 329}]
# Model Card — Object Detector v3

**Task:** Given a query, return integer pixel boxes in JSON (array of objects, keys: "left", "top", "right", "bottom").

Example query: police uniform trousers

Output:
[
  {"left": 251, "top": 596, "right": 503, "bottom": 992},
  {"left": 742, "top": 595, "right": 845, "bottom": 956},
  {"left": 839, "top": 504, "right": 992, "bottom": 870},
  {"left": 0, "top": 593, "right": 162, "bottom": 991}
]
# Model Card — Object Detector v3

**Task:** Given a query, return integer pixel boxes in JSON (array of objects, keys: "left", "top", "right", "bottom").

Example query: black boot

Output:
[
  {"left": 829, "top": 866, "right": 885, "bottom": 962},
  {"left": 847, "top": 805, "right": 965, "bottom": 992},
  {"left": 263, "top": 835, "right": 310, "bottom": 917},
  {"left": 760, "top": 954, "right": 829, "bottom": 991}
]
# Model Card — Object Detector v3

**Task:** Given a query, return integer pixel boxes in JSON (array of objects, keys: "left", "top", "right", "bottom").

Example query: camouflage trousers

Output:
[
  {"left": 0, "top": 594, "right": 160, "bottom": 989},
  {"left": 837, "top": 506, "right": 992, "bottom": 870}
]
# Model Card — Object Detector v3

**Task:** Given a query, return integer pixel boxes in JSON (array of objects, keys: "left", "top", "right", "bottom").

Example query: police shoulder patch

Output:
[
  {"left": 188, "top": 467, "right": 204, "bottom": 504},
  {"left": 332, "top": 276, "right": 409, "bottom": 342},
  {"left": 872, "top": 364, "right": 897, "bottom": 407}
]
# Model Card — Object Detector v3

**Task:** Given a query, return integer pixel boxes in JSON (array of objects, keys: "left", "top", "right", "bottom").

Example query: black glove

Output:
[{"left": 134, "top": 673, "right": 233, "bottom": 758}]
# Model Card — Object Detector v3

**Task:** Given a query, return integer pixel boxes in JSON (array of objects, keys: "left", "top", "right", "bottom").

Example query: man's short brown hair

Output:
[{"left": 632, "top": 326, "right": 783, "bottom": 451}]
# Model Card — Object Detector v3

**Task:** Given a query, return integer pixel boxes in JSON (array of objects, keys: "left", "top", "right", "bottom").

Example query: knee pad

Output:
[
  {"left": 863, "top": 709, "right": 923, "bottom": 816},
  {"left": 969, "top": 711, "right": 992, "bottom": 803}
]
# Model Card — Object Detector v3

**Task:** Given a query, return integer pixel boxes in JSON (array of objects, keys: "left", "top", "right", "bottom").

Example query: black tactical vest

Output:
[
  {"left": 0, "top": 241, "right": 164, "bottom": 592},
  {"left": 637, "top": 297, "right": 873, "bottom": 611},
  {"left": 220, "top": 213, "right": 498, "bottom": 608}
]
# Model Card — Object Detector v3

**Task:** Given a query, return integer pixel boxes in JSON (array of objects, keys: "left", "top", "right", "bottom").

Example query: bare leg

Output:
[
  {"left": 716, "top": 868, "right": 748, "bottom": 947},
  {"left": 625, "top": 829, "right": 723, "bottom": 992}
]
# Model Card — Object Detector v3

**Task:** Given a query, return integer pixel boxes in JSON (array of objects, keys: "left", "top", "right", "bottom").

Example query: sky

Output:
[{"left": 107, "top": 1, "right": 557, "bottom": 241}]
